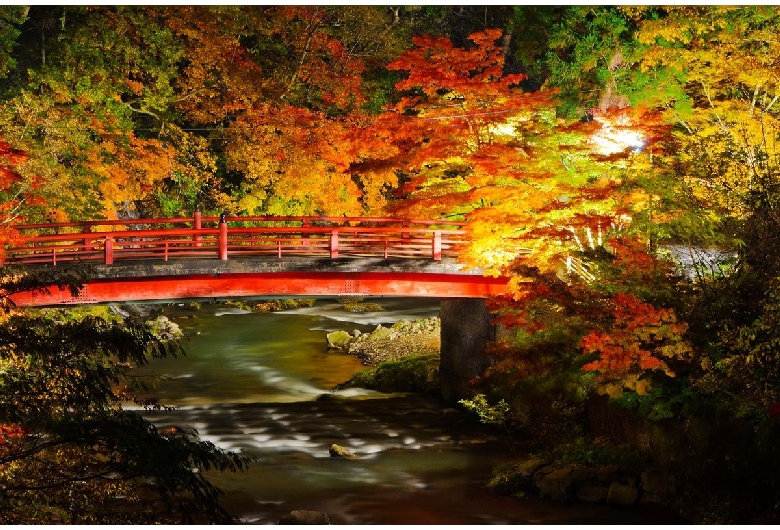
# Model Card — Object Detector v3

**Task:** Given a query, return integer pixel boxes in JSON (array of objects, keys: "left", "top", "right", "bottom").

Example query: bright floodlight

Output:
[{"left": 591, "top": 127, "right": 645, "bottom": 155}]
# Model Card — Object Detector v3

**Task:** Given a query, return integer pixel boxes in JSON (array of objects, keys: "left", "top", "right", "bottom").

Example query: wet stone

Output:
[
  {"left": 278, "top": 510, "right": 330, "bottom": 524},
  {"left": 326, "top": 330, "right": 352, "bottom": 349},
  {"left": 328, "top": 443, "right": 357, "bottom": 459},
  {"left": 606, "top": 482, "right": 639, "bottom": 506}
]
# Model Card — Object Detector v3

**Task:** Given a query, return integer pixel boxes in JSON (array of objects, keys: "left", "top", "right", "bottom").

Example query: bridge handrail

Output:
[
  {"left": 13, "top": 215, "right": 468, "bottom": 233},
  {"left": 8, "top": 225, "right": 466, "bottom": 242},
  {"left": 4, "top": 216, "right": 470, "bottom": 265}
]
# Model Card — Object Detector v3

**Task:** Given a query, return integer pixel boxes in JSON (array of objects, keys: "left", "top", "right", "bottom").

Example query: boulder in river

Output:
[
  {"left": 606, "top": 481, "right": 640, "bottom": 506},
  {"left": 535, "top": 464, "right": 575, "bottom": 502},
  {"left": 278, "top": 510, "right": 330, "bottom": 524},
  {"left": 328, "top": 443, "right": 357, "bottom": 459},
  {"left": 326, "top": 330, "right": 353, "bottom": 349}
]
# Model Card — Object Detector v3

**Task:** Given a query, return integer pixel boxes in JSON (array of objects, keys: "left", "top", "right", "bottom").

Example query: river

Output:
[{"left": 132, "top": 299, "right": 684, "bottom": 524}]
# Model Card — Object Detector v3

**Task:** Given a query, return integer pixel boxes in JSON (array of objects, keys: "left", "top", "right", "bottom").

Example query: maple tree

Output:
[
  {"left": 0, "top": 301, "right": 250, "bottom": 523},
  {"left": 0, "top": 77, "right": 245, "bottom": 522},
  {"left": 164, "top": 6, "right": 397, "bottom": 216},
  {"left": 0, "top": 139, "right": 31, "bottom": 259},
  {"left": 509, "top": 6, "right": 780, "bottom": 426},
  {"left": 375, "top": 29, "right": 672, "bottom": 289},
  {"left": 358, "top": 29, "right": 691, "bottom": 419},
  {"left": 579, "top": 291, "right": 691, "bottom": 398},
  {"left": 604, "top": 6, "right": 780, "bottom": 418},
  {"left": 0, "top": 7, "right": 228, "bottom": 221},
  {"left": 626, "top": 6, "right": 780, "bottom": 261},
  {"left": 224, "top": 103, "right": 400, "bottom": 216}
]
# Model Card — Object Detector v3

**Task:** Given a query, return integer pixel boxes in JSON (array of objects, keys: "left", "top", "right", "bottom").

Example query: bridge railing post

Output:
[
  {"left": 433, "top": 230, "right": 442, "bottom": 260},
  {"left": 218, "top": 213, "right": 228, "bottom": 260},
  {"left": 83, "top": 224, "right": 92, "bottom": 254},
  {"left": 301, "top": 218, "right": 310, "bottom": 247},
  {"left": 104, "top": 235, "right": 114, "bottom": 265},
  {"left": 330, "top": 230, "right": 339, "bottom": 259},
  {"left": 193, "top": 206, "right": 202, "bottom": 248}
]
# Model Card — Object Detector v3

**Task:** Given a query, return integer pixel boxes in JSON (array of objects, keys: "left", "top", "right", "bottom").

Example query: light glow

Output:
[
  {"left": 591, "top": 127, "right": 645, "bottom": 155},
  {"left": 492, "top": 122, "right": 516, "bottom": 136},
  {"left": 589, "top": 111, "right": 646, "bottom": 155}
]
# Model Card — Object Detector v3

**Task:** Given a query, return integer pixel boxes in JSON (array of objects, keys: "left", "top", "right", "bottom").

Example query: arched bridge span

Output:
[
  {"left": 3, "top": 214, "right": 511, "bottom": 306},
  {"left": 3, "top": 215, "right": 509, "bottom": 399}
]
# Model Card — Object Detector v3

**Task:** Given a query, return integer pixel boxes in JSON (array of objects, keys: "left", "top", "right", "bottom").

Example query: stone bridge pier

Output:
[{"left": 439, "top": 298, "right": 499, "bottom": 402}]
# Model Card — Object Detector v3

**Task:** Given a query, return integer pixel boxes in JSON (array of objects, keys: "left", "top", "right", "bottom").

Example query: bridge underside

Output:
[{"left": 8, "top": 257, "right": 511, "bottom": 307}]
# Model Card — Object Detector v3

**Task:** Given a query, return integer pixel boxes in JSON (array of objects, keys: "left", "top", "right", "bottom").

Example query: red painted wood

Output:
[
  {"left": 105, "top": 235, "right": 113, "bottom": 265},
  {"left": 3, "top": 216, "right": 512, "bottom": 306},
  {"left": 8, "top": 272, "right": 511, "bottom": 307},
  {"left": 4, "top": 216, "right": 469, "bottom": 265},
  {"left": 218, "top": 217, "right": 228, "bottom": 260},
  {"left": 193, "top": 209, "right": 202, "bottom": 247}
]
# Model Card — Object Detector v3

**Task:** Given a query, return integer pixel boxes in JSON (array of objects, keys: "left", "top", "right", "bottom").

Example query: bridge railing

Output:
[
  {"left": 4, "top": 215, "right": 468, "bottom": 265},
  {"left": 11, "top": 215, "right": 466, "bottom": 233}
]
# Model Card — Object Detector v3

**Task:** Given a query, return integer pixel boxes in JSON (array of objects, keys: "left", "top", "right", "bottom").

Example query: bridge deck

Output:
[
  {"left": 3, "top": 215, "right": 467, "bottom": 265},
  {"left": 7, "top": 257, "right": 510, "bottom": 306},
  {"left": 4, "top": 216, "right": 510, "bottom": 306}
]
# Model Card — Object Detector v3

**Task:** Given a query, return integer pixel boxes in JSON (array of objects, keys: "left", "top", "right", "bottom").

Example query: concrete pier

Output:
[{"left": 439, "top": 298, "right": 496, "bottom": 401}]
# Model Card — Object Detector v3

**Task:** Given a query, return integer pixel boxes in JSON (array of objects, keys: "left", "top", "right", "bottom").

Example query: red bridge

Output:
[{"left": 3, "top": 214, "right": 511, "bottom": 306}]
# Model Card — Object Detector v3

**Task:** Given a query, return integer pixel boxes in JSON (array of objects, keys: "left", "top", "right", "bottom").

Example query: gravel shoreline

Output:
[{"left": 326, "top": 316, "right": 441, "bottom": 365}]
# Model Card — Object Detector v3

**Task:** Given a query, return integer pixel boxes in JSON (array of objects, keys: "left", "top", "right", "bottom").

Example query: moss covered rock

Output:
[
  {"left": 333, "top": 354, "right": 440, "bottom": 395},
  {"left": 328, "top": 444, "right": 357, "bottom": 459},
  {"left": 326, "top": 330, "right": 353, "bottom": 349}
]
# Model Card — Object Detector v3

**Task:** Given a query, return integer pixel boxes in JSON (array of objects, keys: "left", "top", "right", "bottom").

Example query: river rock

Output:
[
  {"left": 595, "top": 464, "right": 621, "bottom": 483},
  {"left": 516, "top": 457, "right": 547, "bottom": 478},
  {"left": 326, "top": 330, "right": 353, "bottom": 349},
  {"left": 575, "top": 482, "right": 609, "bottom": 503},
  {"left": 535, "top": 465, "right": 575, "bottom": 502},
  {"left": 488, "top": 456, "right": 548, "bottom": 495},
  {"left": 278, "top": 510, "right": 330, "bottom": 524},
  {"left": 569, "top": 464, "right": 621, "bottom": 484},
  {"left": 146, "top": 315, "right": 183, "bottom": 340},
  {"left": 328, "top": 443, "right": 357, "bottom": 459},
  {"left": 606, "top": 481, "right": 639, "bottom": 506},
  {"left": 639, "top": 469, "right": 671, "bottom": 504},
  {"left": 365, "top": 324, "right": 393, "bottom": 341}
]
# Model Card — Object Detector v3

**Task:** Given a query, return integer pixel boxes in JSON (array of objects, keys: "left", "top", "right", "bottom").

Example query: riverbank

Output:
[
  {"left": 323, "top": 314, "right": 690, "bottom": 523},
  {"left": 326, "top": 315, "right": 440, "bottom": 365},
  {"left": 120, "top": 299, "right": 695, "bottom": 524}
]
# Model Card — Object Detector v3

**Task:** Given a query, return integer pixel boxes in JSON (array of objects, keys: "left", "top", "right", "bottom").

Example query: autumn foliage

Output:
[
  {"left": 580, "top": 292, "right": 692, "bottom": 397},
  {"left": 5, "top": 6, "right": 780, "bottom": 522},
  {"left": 0, "top": 139, "right": 35, "bottom": 260}
]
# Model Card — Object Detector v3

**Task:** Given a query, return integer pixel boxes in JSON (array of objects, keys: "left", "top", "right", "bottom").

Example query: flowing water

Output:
[{"left": 132, "top": 299, "right": 683, "bottom": 525}]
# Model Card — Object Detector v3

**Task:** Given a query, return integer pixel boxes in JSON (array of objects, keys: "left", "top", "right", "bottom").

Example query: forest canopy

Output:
[{"left": 3, "top": 5, "right": 780, "bottom": 523}]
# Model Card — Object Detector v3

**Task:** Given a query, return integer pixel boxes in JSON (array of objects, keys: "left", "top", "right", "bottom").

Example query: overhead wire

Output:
[{"left": 9, "top": 93, "right": 557, "bottom": 136}]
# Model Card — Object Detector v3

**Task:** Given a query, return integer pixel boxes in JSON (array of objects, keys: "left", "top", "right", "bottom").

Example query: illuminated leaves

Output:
[
  {"left": 580, "top": 292, "right": 692, "bottom": 397},
  {"left": 379, "top": 29, "right": 642, "bottom": 276},
  {"left": 628, "top": 7, "right": 780, "bottom": 226},
  {"left": 276, "top": 7, "right": 367, "bottom": 111},
  {"left": 0, "top": 138, "right": 37, "bottom": 259},
  {"left": 163, "top": 6, "right": 399, "bottom": 216},
  {"left": 166, "top": 6, "right": 268, "bottom": 123},
  {"left": 0, "top": 7, "right": 194, "bottom": 220},
  {"left": 223, "top": 104, "right": 398, "bottom": 216},
  {"left": 168, "top": 6, "right": 369, "bottom": 122}
]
